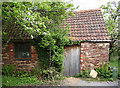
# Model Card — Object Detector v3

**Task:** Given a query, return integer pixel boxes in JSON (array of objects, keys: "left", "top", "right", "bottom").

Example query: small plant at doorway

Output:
[
  {"left": 74, "top": 63, "right": 114, "bottom": 81},
  {"left": 94, "top": 62, "right": 113, "bottom": 81},
  {"left": 80, "top": 69, "right": 91, "bottom": 78},
  {"left": 74, "top": 68, "right": 91, "bottom": 78}
]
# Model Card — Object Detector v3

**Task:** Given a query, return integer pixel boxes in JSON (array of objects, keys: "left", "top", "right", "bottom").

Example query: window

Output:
[{"left": 14, "top": 43, "right": 31, "bottom": 58}]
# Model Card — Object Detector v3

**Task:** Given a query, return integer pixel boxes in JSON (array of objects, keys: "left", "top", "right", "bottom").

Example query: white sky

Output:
[{"left": 65, "top": 0, "right": 119, "bottom": 11}]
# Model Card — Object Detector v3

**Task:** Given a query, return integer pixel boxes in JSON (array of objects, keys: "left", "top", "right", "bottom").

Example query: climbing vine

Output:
[
  {"left": 32, "top": 37, "right": 82, "bottom": 73},
  {"left": 2, "top": 2, "right": 81, "bottom": 73}
]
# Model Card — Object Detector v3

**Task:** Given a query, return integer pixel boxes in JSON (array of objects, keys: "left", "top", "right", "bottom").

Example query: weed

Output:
[{"left": 2, "top": 64, "right": 16, "bottom": 76}]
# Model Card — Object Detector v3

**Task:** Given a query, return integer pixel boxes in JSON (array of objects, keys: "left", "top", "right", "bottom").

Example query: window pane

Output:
[
  {"left": 14, "top": 44, "right": 18, "bottom": 58},
  {"left": 14, "top": 43, "right": 31, "bottom": 58}
]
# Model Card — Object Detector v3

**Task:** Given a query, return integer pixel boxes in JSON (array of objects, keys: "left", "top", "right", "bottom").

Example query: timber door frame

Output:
[{"left": 63, "top": 45, "right": 80, "bottom": 76}]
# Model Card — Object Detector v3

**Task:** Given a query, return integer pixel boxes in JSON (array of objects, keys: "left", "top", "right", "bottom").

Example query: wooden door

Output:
[{"left": 63, "top": 45, "right": 80, "bottom": 76}]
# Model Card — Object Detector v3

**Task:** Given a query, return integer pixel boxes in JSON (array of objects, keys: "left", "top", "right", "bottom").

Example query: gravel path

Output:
[{"left": 60, "top": 77, "right": 119, "bottom": 86}]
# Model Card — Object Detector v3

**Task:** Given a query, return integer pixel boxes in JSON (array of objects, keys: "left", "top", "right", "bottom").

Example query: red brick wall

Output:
[
  {"left": 2, "top": 44, "right": 11, "bottom": 65},
  {"left": 80, "top": 42, "right": 110, "bottom": 70},
  {"left": 2, "top": 42, "right": 39, "bottom": 71},
  {"left": 2, "top": 42, "right": 110, "bottom": 72},
  {"left": 9, "top": 43, "right": 14, "bottom": 62}
]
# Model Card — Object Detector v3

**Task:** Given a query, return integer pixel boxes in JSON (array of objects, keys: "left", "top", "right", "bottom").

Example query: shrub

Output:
[
  {"left": 13, "top": 69, "right": 32, "bottom": 78},
  {"left": 42, "top": 67, "right": 59, "bottom": 80},
  {"left": 80, "top": 69, "right": 91, "bottom": 78},
  {"left": 31, "top": 67, "right": 43, "bottom": 80},
  {"left": 2, "top": 64, "right": 16, "bottom": 76},
  {"left": 95, "top": 62, "right": 113, "bottom": 79},
  {"left": 74, "top": 68, "right": 91, "bottom": 78},
  {"left": 31, "top": 67, "right": 63, "bottom": 81}
]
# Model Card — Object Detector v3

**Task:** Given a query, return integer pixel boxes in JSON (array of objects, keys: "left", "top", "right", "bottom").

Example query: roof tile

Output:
[
  {"left": 67, "top": 9, "right": 110, "bottom": 41},
  {"left": 3, "top": 9, "right": 110, "bottom": 41}
]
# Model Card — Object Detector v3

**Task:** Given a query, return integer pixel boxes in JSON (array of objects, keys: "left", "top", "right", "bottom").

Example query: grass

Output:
[
  {"left": 66, "top": 76, "right": 71, "bottom": 78},
  {"left": 109, "top": 59, "right": 119, "bottom": 67},
  {"left": 2, "top": 76, "right": 41, "bottom": 86},
  {"left": 2, "top": 75, "right": 63, "bottom": 86},
  {"left": 109, "top": 53, "right": 120, "bottom": 79},
  {"left": 109, "top": 54, "right": 119, "bottom": 67}
]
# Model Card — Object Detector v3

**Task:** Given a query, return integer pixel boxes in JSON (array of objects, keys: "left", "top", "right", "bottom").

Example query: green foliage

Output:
[
  {"left": 2, "top": 64, "right": 16, "bottom": 76},
  {"left": 32, "top": 36, "right": 65, "bottom": 72},
  {"left": 2, "top": 2, "right": 81, "bottom": 82},
  {"left": 101, "top": 1, "right": 119, "bottom": 34},
  {"left": 32, "top": 67, "right": 64, "bottom": 81},
  {"left": 101, "top": 1, "right": 120, "bottom": 55},
  {"left": 66, "top": 39, "right": 82, "bottom": 46},
  {"left": 35, "top": 46, "right": 50, "bottom": 69},
  {"left": 32, "top": 36, "right": 82, "bottom": 73},
  {"left": 2, "top": 76, "right": 41, "bottom": 86},
  {"left": 2, "top": 2, "right": 75, "bottom": 43},
  {"left": 74, "top": 68, "right": 91, "bottom": 78},
  {"left": 2, "top": 64, "right": 32, "bottom": 78},
  {"left": 66, "top": 76, "right": 70, "bottom": 78},
  {"left": 80, "top": 69, "right": 91, "bottom": 78},
  {"left": 13, "top": 70, "right": 32, "bottom": 78},
  {"left": 109, "top": 58, "right": 119, "bottom": 67},
  {"left": 19, "top": 76, "right": 40, "bottom": 85},
  {"left": 109, "top": 49, "right": 120, "bottom": 79},
  {"left": 2, "top": 67, "right": 62, "bottom": 86},
  {"left": 2, "top": 32, "right": 9, "bottom": 44},
  {"left": 95, "top": 62, "right": 113, "bottom": 79},
  {"left": 2, "top": 1, "right": 78, "bottom": 76},
  {"left": 31, "top": 67, "right": 42, "bottom": 77},
  {"left": 74, "top": 63, "right": 114, "bottom": 81},
  {"left": 13, "top": 70, "right": 24, "bottom": 77},
  {"left": 2, "top": 64, "right": 64, "bottom": 86},
  {"left": 42, "top": 67, "right": 58, "bottom": 80}
]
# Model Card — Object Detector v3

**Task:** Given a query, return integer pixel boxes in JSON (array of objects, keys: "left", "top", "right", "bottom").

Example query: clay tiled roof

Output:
[
  {"left": 63, "top": 9, "right": 110, "bottom": 41},
  {"left": 2, "top": 27, "right": 31, "bottom": 39},
  {"left": 3, "top": 9, "right": 110, "bottom": 41}
]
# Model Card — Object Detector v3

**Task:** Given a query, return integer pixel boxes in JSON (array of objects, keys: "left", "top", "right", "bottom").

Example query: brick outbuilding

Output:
[
  {"left": 2, "top": 9, "right": 110, "bottom": 76},
  {"left": 63, "top": 9, "right": 111, "bottom": 76}
]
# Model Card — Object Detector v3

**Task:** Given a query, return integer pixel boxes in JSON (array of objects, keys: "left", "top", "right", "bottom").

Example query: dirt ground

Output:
[{"left": 59, "top": 77, "right": 119, "bottom": 86}]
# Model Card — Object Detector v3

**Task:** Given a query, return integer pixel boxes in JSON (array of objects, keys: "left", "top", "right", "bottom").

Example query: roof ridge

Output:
[{"left": 74, "top": 8, "right": 101, "bottom": 13}]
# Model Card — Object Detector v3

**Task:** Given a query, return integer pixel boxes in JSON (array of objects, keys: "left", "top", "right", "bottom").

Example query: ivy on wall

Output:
[
  {"left": 2, "top": 2, "right": 81, "bottom": 73},
  {"left": 32, "top": 36, "right": 82, "bottom": 73}
]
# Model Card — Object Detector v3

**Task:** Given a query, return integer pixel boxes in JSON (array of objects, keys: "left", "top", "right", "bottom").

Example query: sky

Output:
[{"left": 65, "top": 0, "right": 119, "bottom": 11}]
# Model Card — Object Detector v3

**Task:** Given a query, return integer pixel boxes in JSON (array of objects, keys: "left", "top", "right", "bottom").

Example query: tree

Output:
[
  {"left": 2, "top": 2, "right": 75, "bottom": 43},
  {"left": 101, "top": 1, "right": 120, "bottom": 56},
  {"left": 2, "top": 1, "right": 76, "bottom": 72}
]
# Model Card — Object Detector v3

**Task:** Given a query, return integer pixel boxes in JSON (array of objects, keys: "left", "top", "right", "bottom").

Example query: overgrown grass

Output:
[
  {"left": 109, "top": 53, "right": 120, "bottom": 79},
  {"left": 2, "top": 75, "right": 63, "bottom": 86},
  {"left": 2, "top": 76, "right": 41, "bottom": 86},
  {"left": 2, "top": 64, "right": 65, "bottom": 86},
  {"left": 109, "top": 52, "right": 119, "bottom": 67},
  {"left": 109, "top": 59, "right": 119, "bottom": 67}
]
